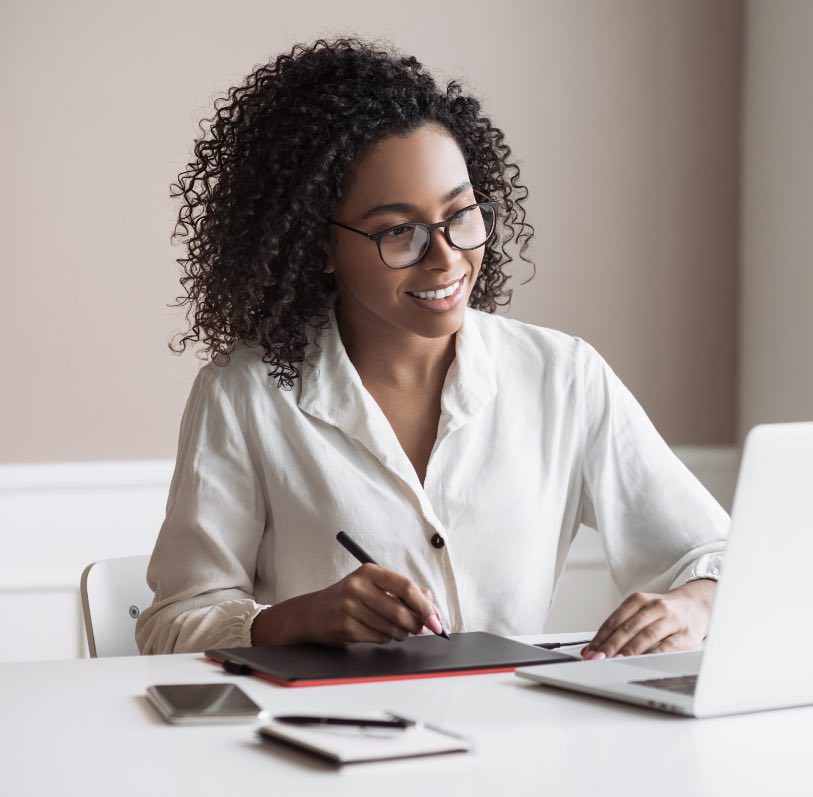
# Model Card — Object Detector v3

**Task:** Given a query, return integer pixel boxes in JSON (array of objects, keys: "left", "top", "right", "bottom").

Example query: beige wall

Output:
[
  {"left": 739, "top": 0, "right": 813, "bottom": 438},
  {"left": 1, "top": 0, "right": 742, "bottom": 463}
]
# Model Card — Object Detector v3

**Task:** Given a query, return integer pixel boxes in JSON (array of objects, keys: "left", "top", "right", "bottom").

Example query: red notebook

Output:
[{"left": 205, "top": 631, "right": 572, "bottom": 687}]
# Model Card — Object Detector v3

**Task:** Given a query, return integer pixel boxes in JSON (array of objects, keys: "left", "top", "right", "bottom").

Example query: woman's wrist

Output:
[
  {"left": 250, "top": 594, "right": 313, "bottom": 646},
  {"left": 675, "top": 577, "right": 717, "bottom": 606}
]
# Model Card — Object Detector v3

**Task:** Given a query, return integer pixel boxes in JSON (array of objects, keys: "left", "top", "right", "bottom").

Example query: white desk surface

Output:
[{"left": 2, "top": 633, "right": 811, "bottom": 797}]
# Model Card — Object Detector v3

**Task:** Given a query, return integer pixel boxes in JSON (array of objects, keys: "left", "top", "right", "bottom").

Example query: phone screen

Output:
[{"left": 146, "top": 683, "right": 264, "bottom": 723}]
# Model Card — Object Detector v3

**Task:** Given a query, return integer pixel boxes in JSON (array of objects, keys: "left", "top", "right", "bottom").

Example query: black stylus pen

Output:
[
  {"left": 336, "top": 530, "right": 451, "bottom": 640},
  {"left": 534, "top": 640, "right": 593, "bottom": 650},
  {"left": 274, "top": 715, "right": 414, "bottom": 729}
]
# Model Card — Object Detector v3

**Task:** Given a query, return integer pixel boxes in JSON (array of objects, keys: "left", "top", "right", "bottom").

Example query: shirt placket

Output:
[
  {"left": 337, "top": 389, "right": 467, "bottom": 633},
  {"left": 420, "top": 415, "right": 467, "bottom": 632}
]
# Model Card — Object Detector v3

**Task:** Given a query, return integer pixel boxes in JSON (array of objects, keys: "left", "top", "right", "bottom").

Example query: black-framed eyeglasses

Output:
[{"left": 327, "top": 198, "right": 500, "bottom": 269}]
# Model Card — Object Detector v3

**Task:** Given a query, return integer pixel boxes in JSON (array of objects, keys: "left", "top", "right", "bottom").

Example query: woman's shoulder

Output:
[
  {"left": 466, "top": 309, "right": 625, "bottom": 415},
  {"left": 466, "top": 307, "right": 596, "bottom": 369},
  {"left": 193, "top": 340, "right": 300, "bottom": 409}
]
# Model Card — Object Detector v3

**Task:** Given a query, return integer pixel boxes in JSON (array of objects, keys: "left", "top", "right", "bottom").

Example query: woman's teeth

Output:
[{"left": 408, "top": 278, "right": 463, "bottom": 301}]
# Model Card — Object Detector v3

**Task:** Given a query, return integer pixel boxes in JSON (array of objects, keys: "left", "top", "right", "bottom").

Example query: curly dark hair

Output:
[{"left": 169, "top": 37, "right": 534, "bottom": 388}]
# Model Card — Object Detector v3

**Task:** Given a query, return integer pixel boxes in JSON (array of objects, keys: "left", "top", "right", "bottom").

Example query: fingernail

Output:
[
  {"left": 615, "top": 653, "right": 625, "bottom": 658},
  {"left": 419, "top": 625, "right": 431, "bottom": 635},
  {"left": 428, "top": 616, "right": 443, "bottom": 634},
  {"left": 592, "top": 651, "right": 606, "bottom": 661}
]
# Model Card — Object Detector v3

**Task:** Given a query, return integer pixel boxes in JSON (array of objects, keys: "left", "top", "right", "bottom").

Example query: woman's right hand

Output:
[{"left": 251, "top": 564, "right": 444, "bottom": 647}]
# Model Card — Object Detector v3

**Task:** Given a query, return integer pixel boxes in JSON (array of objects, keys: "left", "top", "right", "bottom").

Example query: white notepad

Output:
[{"left": 257, "top": 712, "right": 472, "bottom": 765}]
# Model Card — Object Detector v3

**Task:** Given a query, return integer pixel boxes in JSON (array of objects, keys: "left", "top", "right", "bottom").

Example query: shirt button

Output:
[{"left": 430, "top": 533, "right": 445, "bottom": 549}]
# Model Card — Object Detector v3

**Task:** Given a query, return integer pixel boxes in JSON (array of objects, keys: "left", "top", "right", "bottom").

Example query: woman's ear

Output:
[{"left": 322, "top": 242, "right": 336, "bottom": 274}]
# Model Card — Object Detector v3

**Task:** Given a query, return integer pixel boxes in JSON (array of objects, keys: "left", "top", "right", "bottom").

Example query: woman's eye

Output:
[{"left": 382, "top": 225, "right": 413, "bottom": 238}]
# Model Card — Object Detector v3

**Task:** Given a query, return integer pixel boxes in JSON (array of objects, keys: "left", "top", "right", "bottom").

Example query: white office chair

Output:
[{"left": 80, "top": 555, "right": 153, "bottom": 657}]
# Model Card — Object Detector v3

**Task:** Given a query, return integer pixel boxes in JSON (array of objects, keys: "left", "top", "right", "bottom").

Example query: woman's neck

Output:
[{"left": 336, "top": 308, "right": 456, "bottom": 394}]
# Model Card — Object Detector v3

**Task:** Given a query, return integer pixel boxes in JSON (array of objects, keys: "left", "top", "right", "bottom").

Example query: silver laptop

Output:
[{"left": 516, "top": 421, "right": 813, "bottom": 718}]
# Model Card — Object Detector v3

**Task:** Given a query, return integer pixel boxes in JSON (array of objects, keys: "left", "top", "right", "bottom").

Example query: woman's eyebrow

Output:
[{"left": 360, "top": 181, "right": 473, "bottom": 220}]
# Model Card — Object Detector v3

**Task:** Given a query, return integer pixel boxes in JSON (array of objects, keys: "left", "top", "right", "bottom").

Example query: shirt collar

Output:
[{"left": 298, "top": 300, "right": 497, "bottom": 447}]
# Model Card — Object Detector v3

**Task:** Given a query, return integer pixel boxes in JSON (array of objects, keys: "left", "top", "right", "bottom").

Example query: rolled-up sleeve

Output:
[
  {"left": 136, "top": 365, "right": 270, "bottom": 654},
  {"left": 577, "top": 341, "right": 729, "bottom": 597}
]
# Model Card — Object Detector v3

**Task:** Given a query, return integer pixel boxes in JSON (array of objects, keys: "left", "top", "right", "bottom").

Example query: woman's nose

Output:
[{"left": 419, "top": 227, "right": 460, "bottom": 271}]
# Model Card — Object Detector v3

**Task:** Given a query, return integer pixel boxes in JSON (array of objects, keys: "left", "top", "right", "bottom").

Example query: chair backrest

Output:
[{"left": 80, "top": 555, "right": 153, "bottom": 657}]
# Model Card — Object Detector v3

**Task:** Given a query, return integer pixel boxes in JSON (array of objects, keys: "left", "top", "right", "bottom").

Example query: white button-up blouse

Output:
[{"left": 136, "top": 305, "right": 728, "bottom": 655}]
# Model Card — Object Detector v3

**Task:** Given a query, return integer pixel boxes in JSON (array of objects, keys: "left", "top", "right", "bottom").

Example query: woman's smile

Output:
[{"left": 404, "top": 274, "right": 468, "bottom": 312}]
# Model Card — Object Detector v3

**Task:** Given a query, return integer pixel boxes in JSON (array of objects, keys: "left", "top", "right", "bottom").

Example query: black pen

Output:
[
  {"left": 534, "top": 640, "right": 593, "bottom": 650},
  {"left": 274, "top": 714, "right": 414, "bottom": 729},
  {"left": 336, "top": 530, "right": 451, "bottom": 640}
]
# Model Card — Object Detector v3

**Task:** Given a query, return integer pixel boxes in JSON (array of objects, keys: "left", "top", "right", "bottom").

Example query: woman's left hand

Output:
[{"left": 581, "top": 578, "right": 717, "bottom": 660}]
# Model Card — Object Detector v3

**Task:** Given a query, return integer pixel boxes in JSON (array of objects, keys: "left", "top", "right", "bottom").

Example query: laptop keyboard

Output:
[{"left": 630, "top": 675, "right": 698, "bottom": 696}]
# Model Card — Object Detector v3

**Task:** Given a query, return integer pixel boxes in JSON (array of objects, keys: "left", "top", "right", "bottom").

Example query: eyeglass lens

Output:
[{"left": 379, "top": 203, "right": 496, "bottom": 268}]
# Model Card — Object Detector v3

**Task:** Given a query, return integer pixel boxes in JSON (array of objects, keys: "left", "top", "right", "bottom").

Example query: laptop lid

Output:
[{"left": 693, "top": 422, "right": 813, "bottom": 717}]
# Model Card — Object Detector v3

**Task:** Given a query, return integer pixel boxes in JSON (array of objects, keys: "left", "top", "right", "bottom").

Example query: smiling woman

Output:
[
  {"left": 137, "top": 37, "right": 728, "bottom": 659},
  {"left": 325, "top": 128, "right": 486, "bottom": 341},
  {"left": 166, "top": 37, "right": 531, "bottom": 390}
]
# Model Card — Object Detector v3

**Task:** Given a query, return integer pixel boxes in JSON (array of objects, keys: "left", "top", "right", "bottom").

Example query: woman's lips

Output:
[{"left": 405, "top": 275, "right": 467, "bottom": 312}]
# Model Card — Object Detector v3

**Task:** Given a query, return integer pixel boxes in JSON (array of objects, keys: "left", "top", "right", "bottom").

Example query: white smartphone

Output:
[{"left": 146, "top": 683, "right": 268, "bottom": 725}]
